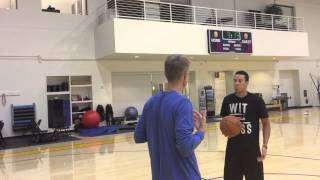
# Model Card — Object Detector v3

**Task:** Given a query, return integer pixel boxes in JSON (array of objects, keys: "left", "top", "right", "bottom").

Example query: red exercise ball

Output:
[{"left": 82, "top": 111, "right": 100, "bottom": 128}]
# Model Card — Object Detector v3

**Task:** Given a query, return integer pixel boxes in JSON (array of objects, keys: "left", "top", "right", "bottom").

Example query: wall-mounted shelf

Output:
[
  {"left": 46, "top": 75, "right": 93, "bottom": 128},
  {"left": 47, "top": 91, "right": 70, "bottom": 95},
  {"left": 71, "top": 84, "right": 92, "bottom": 88},
  {"left": 72, "top": 100, "right": 93, "bottom": 104}
]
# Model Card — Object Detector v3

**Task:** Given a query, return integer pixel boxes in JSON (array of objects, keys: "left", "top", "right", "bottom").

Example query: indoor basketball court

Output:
[
  {"left": 0, "top": 0, "right": 320, "bottom": 179},
  {"left": 0, "top": 108, "right": 319, "bottom": 179}
]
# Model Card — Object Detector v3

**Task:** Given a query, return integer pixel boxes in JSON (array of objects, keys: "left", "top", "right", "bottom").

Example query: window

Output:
[
  {"left": 0, "top": 0, "right": 17, "bottom": 10},
  {"left": 276, "top": 4, "right": 295, "bottom": 17},
  {"left": 41, "top": 0, "right": 88, "bottom": 15}
]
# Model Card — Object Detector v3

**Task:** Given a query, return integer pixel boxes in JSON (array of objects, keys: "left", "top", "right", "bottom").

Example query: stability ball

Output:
[
  {"left": 82, "top": 111, "right": 100, "bottom": 128},
  {"left": 125, "top": 106, "right": 138, "bottom": 120}
]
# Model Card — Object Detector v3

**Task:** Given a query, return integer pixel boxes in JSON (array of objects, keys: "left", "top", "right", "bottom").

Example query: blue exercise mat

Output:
[{"left": 79, "top": 126, "right": 119, "bottom": 137}]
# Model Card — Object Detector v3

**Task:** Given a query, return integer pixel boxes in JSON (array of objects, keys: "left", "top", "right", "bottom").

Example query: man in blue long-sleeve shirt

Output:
[{"left": 134, "top": 54, "right": 207, "bottom": 180}]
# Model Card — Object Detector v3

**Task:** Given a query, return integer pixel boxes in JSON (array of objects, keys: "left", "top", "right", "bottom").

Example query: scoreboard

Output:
[{"left": 207, "top": 30, "right": 253, "bottom": 54}]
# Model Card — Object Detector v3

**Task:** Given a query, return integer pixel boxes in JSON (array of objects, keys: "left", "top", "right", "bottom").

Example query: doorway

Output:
[{"left": 279, "top": 70, "right": 301, "bottom": 107}]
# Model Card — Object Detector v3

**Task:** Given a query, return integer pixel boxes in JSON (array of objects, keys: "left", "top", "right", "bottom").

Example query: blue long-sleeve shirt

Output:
[{"left": 134, "top": 91, "right": 204, "bottom": 180}]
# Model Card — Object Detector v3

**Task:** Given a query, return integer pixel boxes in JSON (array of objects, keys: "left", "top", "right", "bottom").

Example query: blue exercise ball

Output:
[{"left": 125, "top": 106, "right": 138, "bottom": 120}]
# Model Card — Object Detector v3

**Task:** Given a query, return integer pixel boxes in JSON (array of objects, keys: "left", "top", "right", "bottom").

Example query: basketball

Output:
[{"left": 220, "top": 115, "right": 241, "bottom": 137}]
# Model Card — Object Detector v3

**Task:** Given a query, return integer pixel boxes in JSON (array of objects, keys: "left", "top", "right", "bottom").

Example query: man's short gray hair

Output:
[{"left": 165, "top": 55, "right": 190, "bottom": 83}]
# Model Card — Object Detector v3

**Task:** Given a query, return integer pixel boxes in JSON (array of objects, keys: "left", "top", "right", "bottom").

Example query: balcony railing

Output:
[{"left": 101, "top": 0, "right": 304, "bottom": 32}]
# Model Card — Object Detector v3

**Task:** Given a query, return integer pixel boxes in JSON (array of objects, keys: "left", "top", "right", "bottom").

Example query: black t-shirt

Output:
[{"left": 220, "top": 92, "right": 269, "bottom": 150}]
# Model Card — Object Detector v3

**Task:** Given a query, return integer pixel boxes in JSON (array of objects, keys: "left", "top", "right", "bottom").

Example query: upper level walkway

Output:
[{"left": 101, "top": 0, "right": 304, "bottom": 32}]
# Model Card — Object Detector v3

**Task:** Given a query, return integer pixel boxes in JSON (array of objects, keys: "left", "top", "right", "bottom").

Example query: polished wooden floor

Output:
[{"left": 0, "top": 107, "right": 320, "bottom": 180}]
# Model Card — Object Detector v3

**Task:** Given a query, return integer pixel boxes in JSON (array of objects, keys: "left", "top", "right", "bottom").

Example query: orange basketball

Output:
[{"left": 220, "top": 115, "right": 241, "bottom": 137}]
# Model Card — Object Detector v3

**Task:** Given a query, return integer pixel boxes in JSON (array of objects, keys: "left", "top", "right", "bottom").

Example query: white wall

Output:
[
  {"left": 188, "top": 71, "right": 197, "bottom": 110},
  {"left": 17, "top": 0, "right": 41, "bottom": 12},
  {"left": 99, "top": 60, "right": 318, "bottom": 114},
  {"left": 95, "top": 18, "right": 309, "bottom": 58},
  {"left": 225, "top": 71, "right": 234, "bottom": 95},
  {"left": 247, "top": 70, "right": 274, "bottom": 103},
  {"left": 0, "top": 0, "right": 97, "bottom": 59},
  {"left": 0, "top": 0, "right": 11, "bottom": 9},
  {"left": 294, "top": 2, "right": 320, "bottom": 58},
  {"left": 212, "top": 70, "right": 274, "bottom": 113},
  {"left": 111, "top": 73, "right": 151, "bottom": 116},
  {"left": 0, "top": 59, "right": 111, "bottom": 137},
  {"left": 277, "top": 60, "right": 320, "bottom": 107},
  {"left": 111, "top": 72, "right": 167, "bottom": 116},
  {"left": 0, "top": 0, "right": 104, "bottom": 137},
  {"left": 213, "top": 72, "right": 227, "bottom": 115},
  {"left": 102, "top": 60, "right": 277, "bottom": 115},
  {"left": 95, "top": 19, "right": 115, "bottom": 59}
]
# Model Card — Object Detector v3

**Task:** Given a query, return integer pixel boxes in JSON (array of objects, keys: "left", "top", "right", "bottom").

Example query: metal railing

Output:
[{"left": 102, "top": 0, "right": 304, "bottom": 32}]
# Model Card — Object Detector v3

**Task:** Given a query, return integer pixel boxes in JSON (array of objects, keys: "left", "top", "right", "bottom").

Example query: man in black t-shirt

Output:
[{"left": 220, "top": 71, "right": 271, "bottom": 180}]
